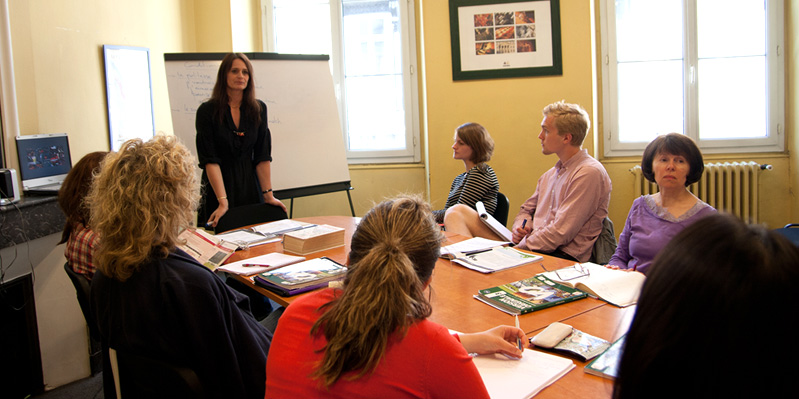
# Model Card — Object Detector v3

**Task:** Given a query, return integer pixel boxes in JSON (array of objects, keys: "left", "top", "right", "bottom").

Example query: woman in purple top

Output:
[{"left": 608, "top": 133, "right": 715, "bottom": 274}]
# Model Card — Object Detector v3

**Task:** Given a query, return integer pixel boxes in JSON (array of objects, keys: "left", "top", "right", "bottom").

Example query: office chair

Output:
[
  {"left": 773, "top": 223, "right": 799, "bottom": 246},
  {"left": 214, "top": 203, "right": 288, "bottom": 233},
  {"left": 590, "top": 217, "right": 617, "bottom": 265},
  {"left": 63, "top": 263, "right": 103, "bottom": 374},
  {"left": 492, "top": 192, "right": 510, "bottom": 227},
  {"left": 108, "top": 348, "right": 206, "bottom": 399}
]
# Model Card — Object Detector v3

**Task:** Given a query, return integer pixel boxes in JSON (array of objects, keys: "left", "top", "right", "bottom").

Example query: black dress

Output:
[{"left": 195, "top": 100, "right": 271, "bottom": 225}]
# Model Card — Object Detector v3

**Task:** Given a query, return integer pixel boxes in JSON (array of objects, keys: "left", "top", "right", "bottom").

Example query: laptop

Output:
[{"left": 15, "top": 133, "right": 73, "bottom": 194}]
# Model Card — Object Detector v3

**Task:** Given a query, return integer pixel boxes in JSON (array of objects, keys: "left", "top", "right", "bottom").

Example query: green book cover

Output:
[
  {"left": 259, "top": 257, "right": 346, "bottom": 287},
  {"left": 476, "top": 274, "right": 588, "bottom": 314},
  {"left": 584, "top": 334, "right": 626, "bottom": 380}
]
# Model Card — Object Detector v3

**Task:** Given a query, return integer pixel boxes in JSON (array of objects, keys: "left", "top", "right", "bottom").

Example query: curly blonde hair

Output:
[{"left": 87, "top": 135, "right": 200, "bottom": 281}]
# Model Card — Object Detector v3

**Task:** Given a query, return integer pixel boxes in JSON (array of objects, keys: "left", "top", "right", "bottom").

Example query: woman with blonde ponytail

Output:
[{"left": 266, "top": 196, "right": 524, "bottom": 398}]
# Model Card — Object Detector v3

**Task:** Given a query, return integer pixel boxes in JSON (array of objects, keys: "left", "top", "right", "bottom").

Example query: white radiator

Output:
[{"left": 630, "top": 161, "right": 769, "bottom": 223}]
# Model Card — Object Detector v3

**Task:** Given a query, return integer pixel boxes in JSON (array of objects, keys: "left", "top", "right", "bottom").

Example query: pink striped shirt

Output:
[{"left": 513, "top": 149, "right": 611, "bottom": 262}]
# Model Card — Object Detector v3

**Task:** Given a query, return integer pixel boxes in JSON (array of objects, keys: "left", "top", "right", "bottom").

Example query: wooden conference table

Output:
[{"left": 224, "top": 216, "right": 635, "bottom": 399}]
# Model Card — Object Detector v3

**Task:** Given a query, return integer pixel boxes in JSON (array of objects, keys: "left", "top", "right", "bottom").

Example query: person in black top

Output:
[
  {"left": 88, "top": 136, "right": 273, "bottom": 398},
  {"left": 196, "top": 52, "right": 286, "bottom": 228}
]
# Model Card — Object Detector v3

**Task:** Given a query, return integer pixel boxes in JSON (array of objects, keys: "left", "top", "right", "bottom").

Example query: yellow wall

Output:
[
  {"left": 3, "top": 0, "right": 795, "bottom": 224},
  {"left": 423, "top": 1, "right": 598, "bottom": 219},
  {"left": 421, "top": 0, "right": 796, "bottom": 230},
  {"left": 6, "top": 0, "right": 195, "bottom": 166},
  {"left": 789, "top": 1, "right": 799, "bottom": 224}
]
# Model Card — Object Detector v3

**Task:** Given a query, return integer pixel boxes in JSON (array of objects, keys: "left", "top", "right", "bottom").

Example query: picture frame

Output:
[{"left": 449, "top": 0, "right": 562, "bottom": 81}]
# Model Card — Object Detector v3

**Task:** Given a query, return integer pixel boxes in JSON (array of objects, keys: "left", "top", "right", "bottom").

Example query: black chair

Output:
[
  {"left": 774, "top": 223, "right": 799, "bottom": 246},
  {"left": 492, "top": 192, "right": 510, "bottom": 227},
  {"left": 63, "top": 263, "right": 103, "bottom": 374},
  {"left": 109, "top": 348, "right": 206, "bottom": 399},
  {"left": 214, "top": 203, "right": 288, "bottom": 233}
]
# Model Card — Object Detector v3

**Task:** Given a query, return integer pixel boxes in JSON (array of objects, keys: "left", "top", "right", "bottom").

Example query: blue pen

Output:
[{"left": 521, "top": 219, "right": 527, "bottom": 229}]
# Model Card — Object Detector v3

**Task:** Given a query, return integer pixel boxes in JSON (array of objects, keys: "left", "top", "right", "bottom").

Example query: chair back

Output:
[
  {"left": 109, "top": 348, "right": 206, "bottom": 399},
  {"left": 214, "top": 203, "right": 288, "bottom": 233},
  {"left": 773, "top": 223, "right": 799, "bottom": 246},
  {"left": 492, "top": 192, "right": 510, "bottom": 227},
  {"left": 590, "top": 217, "right": 617, "bottom": 264},
  {"left": 64, "top": 263, "right": 99, "bottom": 338}
]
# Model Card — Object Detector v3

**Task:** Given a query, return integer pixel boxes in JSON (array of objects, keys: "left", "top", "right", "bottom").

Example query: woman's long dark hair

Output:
[
  {"left": 57, "top": 151, "right": 108, "bottom": 244},
  {"left": 209, "top": 53, "right": 262, "bottom": 127}
]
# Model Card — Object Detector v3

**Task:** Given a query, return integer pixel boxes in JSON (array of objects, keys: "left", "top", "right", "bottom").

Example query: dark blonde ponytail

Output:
[{"left": 310, "top": 196, "right": 443, "bottom": 387}]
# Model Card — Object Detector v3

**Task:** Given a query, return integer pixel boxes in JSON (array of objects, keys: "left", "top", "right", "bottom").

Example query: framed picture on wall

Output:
[
  {"left": 449, "top": 0, "right": 562, "bottom": 81},
  {"left": 102, "top": 45, "right": 155, "bottom": 151}
]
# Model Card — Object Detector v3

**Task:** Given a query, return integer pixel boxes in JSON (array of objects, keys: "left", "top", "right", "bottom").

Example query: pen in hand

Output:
[{"left": 515, "top": 314, "right": 524, "bottom": 351}]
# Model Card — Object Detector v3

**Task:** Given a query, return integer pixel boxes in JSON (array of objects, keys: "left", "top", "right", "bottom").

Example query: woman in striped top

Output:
[{"left": 432, "top": 122, "right": 499, "bottom": 223}]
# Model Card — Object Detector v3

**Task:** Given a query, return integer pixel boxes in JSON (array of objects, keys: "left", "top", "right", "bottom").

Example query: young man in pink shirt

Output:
[{"left": 444, "top": 101, "right": 611, "bottom": 262}]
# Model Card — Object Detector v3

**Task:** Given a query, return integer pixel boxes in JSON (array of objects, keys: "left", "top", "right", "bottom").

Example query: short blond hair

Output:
[
  {"left": 87, "top": 135, "right": 200, "bottom": 281},
  {"left": 542, "top": 101, "right": 591, "bottom": 146}
]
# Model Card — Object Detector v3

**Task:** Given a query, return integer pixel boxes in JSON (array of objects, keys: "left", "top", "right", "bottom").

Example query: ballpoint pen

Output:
[{"left": 515, "top": 314, "right": 524, "bottom": 350}]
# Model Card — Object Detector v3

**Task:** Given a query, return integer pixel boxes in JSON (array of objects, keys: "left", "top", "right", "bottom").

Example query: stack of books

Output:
[
  {"left": 282, "top": 224, "right": 345, "bottom": 255},
  {"left": 253, "top": 257, "right": 347, "bottom": 296}
]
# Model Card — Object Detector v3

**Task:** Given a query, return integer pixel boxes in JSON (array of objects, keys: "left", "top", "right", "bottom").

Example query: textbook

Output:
[
  {"left": 541, "top": 262, "right": 645, "bottom": 307},
  {"left": 213, "top": 229, "right": 280, "bottom": 248},
  {"left": 215, "top": 219, "right": 316, "bottom": 248},
  {"left": 474, "top": 274, "right": 588, "bottom": 315},
  {"left": 476, "top": 201, "right": 512, "bottom": 241},
  {"left": 177, "top": 228, "right": 238, "bottom": 270},
  {"left": 282, "top": 224, "right": 345, "bottom": 255},
  {"left": 253, "top": 257, "right": 347, "bottom": 296},
  {"left": 217, "top": 252, "right": 306, "bottom": 275},
  {"left": 439, "top": 237, "right": 511, "bottom": 259},
  {"left": 530, "top": 322, "right": 611, "bottom": 362},
  {"left": 584, "top": 334, "right": 626, "bottom": 380},
  {"left": 452, "top": 246, "right": 542, "bottom": 273}
]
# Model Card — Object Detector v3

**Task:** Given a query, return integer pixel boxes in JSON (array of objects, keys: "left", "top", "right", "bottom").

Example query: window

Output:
[
  {"left": 262, "top": 0, "right": 420, "bottom": 163},
  {"left": 599, "top": 0, "right": 784, "bottom": 156}
]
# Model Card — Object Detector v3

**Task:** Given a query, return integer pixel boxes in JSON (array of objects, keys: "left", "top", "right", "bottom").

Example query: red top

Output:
[{"left": 265, "top": 288, "right": 490, "bottom": 399}]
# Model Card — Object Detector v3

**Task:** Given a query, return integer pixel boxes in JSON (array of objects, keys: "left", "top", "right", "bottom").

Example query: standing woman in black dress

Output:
[{"left": 196, "top": 53, "right": 287, "bottom": 228}]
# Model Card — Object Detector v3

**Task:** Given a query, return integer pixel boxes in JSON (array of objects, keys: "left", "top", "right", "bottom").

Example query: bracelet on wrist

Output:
[
  {"left": 262, "top": 189, "right": 273, "bottom": 194},
  {"left": 217, "top": 196, "right": 227, "bottom": 200}
]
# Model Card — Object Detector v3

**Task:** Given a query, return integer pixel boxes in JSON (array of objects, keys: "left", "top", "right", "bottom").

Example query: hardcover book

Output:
[
  {"left": 282, "top": 224, "right": 345, "bottom": 255},
  {"left": 475, "top": 274, "right": 588, "bottom": 315},
  {"left": 584, "top": 335, "right": 626, "bottom": 380},
  {"left": 253, "top": 257, "right": 347, "bottom": 296}
]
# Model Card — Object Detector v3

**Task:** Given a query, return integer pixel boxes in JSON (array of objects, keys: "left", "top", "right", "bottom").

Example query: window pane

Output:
[
  {"left": 345, "top": 75, "right": 406, "bottom": 150},
  {"left": 617, "top": 61, "right": 683, "bottom": 143},
  {"left": 698, "top": 0, "right": 765, "bottom": 58},
  {"left": 698, "top": 57, "right": 766, "bottom": 139},
  {"left": 273, "top": 0, "right": 332, "bottom": 55},
  {"left": 615, "top": 0, "right": 682, "bottom": 62},
  {"left": 341, "top": 0, "right": 405, "bottom": 152}
]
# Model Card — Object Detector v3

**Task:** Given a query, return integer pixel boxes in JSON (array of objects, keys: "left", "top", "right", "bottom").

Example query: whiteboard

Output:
[
  {"left": 104, "top": 45, "right": 155, "bottom": 151},
  {"left": 163, "top": 53, "right": 350, "bottom": 197}
]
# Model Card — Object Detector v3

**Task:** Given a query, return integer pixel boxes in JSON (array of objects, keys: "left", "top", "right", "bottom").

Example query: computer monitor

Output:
[{"left": 15, "top": 133, "right": 73, "bottom": 193}]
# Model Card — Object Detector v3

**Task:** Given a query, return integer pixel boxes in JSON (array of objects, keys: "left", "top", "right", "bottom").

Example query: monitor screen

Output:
[{"left": 15, "top": 133, "right": 72, "bottom": 190}]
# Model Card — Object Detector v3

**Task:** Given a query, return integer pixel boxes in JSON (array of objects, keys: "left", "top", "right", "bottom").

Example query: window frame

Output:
[
  {"left": 260, "top": 0, "right": 421, "bottom": 164},
  {"left": 599, "top": 0, "right": 785, "bottom": 157}
]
